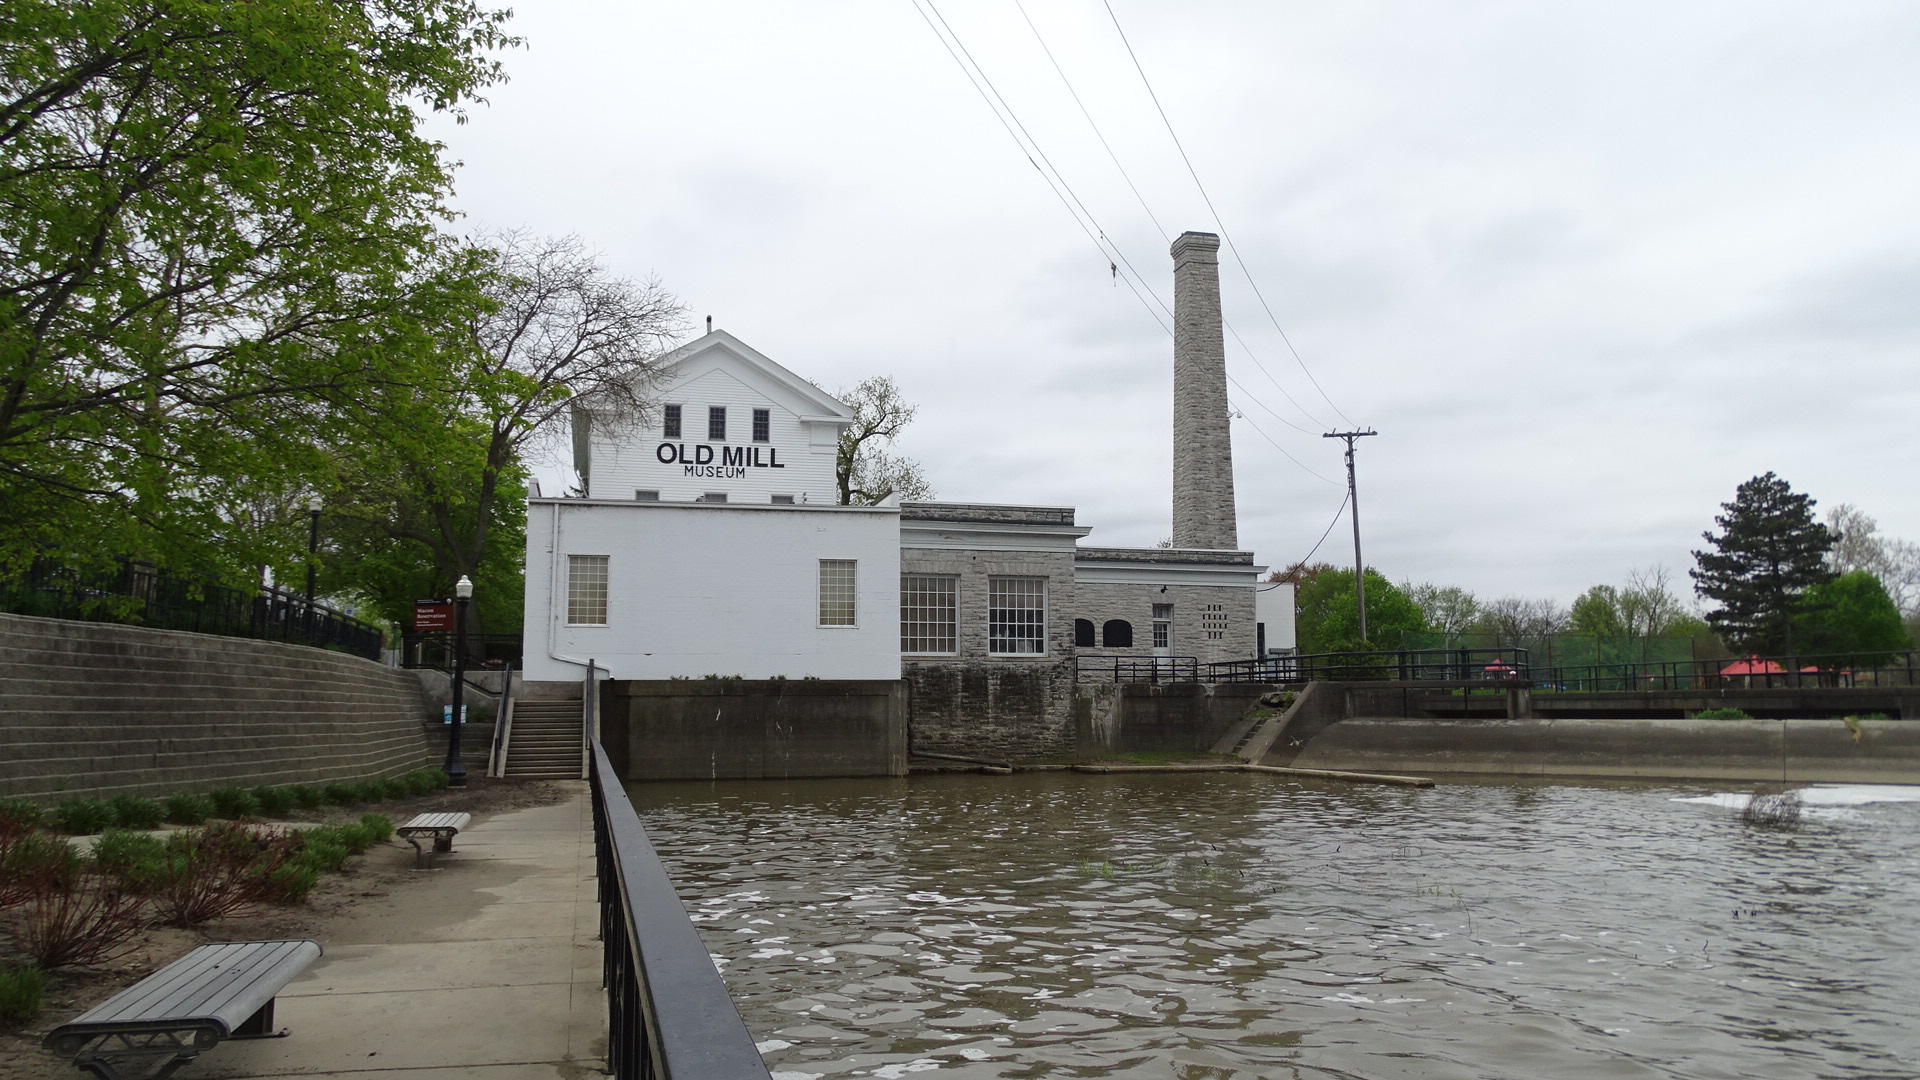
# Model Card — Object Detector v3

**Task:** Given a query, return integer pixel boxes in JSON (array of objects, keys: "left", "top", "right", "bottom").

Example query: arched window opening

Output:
[
  {"left": 1073, "top": 619, "right": 1096, "bottom": 648},
  {"left": 1102, "top": 620, "right": 1133, "bottom": 648}
]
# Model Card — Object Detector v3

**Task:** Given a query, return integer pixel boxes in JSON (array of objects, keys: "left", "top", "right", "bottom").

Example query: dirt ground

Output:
[{"left": 0, "top": 776, "right": 575, "bottom": 1077}]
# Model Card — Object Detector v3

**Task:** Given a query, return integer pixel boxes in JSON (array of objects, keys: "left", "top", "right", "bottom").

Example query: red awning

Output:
[{"left": 1721, "top": 656, "right": 1784, "bottom": 675}]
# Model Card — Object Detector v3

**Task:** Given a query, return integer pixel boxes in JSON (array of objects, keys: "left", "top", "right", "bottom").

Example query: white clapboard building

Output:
[{"left": 522, "top": 332, "right": 901, "bottom": 682}]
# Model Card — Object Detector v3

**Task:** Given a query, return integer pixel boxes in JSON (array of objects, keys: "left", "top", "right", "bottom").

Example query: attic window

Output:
[
  {"left": 753, "top": 408, "right": 771, "bottom": 442},
  {"left": 662, "top": 404, "right": 681, "bottom": 439},
  {"left": 708, "top": 406, "right": 726, "bottom": 441}
]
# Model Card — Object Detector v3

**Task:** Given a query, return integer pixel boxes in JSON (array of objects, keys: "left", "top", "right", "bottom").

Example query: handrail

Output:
[
  {"left": 488, "top": 662, "right": 515, "bottom": 778},
  {"left": 589, "top": 740, "right": 770, "bottom": 1079}
]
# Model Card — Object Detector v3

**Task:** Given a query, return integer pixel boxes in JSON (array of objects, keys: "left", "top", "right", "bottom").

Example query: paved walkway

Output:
[{"left": 197, "top": 784, "right": 605, "bottom": 1079}]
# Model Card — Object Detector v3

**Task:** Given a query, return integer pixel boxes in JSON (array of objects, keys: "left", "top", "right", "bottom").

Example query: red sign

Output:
[{"left": 413, "top": 601, "right": 455, "bottom": 632}]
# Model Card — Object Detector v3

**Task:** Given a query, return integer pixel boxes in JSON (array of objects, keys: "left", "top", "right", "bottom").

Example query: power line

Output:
[
  {"left": 1297, "top": 489, "right": 1351, "bottom": 568},
  {"left": 1102, "top": 0, "right": 1358, "bottom": 429},
  {"left": 1229, "top": 399, "right": 1339, "bottom": 484}
]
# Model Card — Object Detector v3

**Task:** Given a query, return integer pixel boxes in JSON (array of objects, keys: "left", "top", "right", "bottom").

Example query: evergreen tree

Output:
[{"left": 1690, "top": 473, "right": 1835, "bottom": 654}]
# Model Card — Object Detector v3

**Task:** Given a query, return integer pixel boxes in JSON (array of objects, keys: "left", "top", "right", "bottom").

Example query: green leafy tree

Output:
[
  {"left": 835, "top": 376, "right": 933, "bottom": 505},
  {"left": 1570, "top": 566, "right": 1703, "bottom": 639},
  {"left": 1295, "top": 566, "right": 1430, "bottom": 652},
  {"left": 1796, "top": 571, "right": 1912, "bottom": 666},
  {"left": 0, "top": 0, "right": 515, "bottom": 575},
  {"left": 1405, "top": 582, "right": 1481, "bottom": 635},
  {"left": 1691, "top": 472, "right": 1836, "bottom": 654}
]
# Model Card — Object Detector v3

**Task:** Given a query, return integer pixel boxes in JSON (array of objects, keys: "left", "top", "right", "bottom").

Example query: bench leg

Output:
[
  {"left": 69, "top": 1030, "right": 210, "bottom": 1080},
  {"left": 231, "top": 998, "right": 290, "bottom": 1039}
]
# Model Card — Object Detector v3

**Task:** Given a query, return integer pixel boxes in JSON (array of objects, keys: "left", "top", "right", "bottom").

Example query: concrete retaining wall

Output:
[
  {"left": 1076, "top": 682, "right": 1270, "bottom": 757},
  {"left": 0, "top": 612, "right": 437, "bottom": 804},
  {"left": 603, "top": 679, "right": 907, "bottom": 780},
  {"left": 904, "top": 660, "right": 1077, "bottom": 760},
  {"left": 1288, "top": 717, "right": 1920, "bottom": 784}
]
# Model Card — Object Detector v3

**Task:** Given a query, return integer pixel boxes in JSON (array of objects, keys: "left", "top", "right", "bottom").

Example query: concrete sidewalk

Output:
[{"left": 196, "top": 783, "right": 605, "bottom": 1079}]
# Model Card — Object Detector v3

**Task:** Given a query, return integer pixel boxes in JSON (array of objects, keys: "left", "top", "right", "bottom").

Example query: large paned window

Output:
[
  {"left": 989, "top": 577, "right": 1047, "bottom": 655},
  {"left": 708, "top": 406, "right": 727, "bottom": 441},
  {"left": 819, "top": 560, "right": 858, "bottom": 626},
  {"left": 752, "top": 408, "right": 771, "bottom": 442},
  {"left": 567, "top": 555, "right": 609, "bottom": 625},
  {"left": 901, "top": 575, "right": 958, "bottom": 654}
]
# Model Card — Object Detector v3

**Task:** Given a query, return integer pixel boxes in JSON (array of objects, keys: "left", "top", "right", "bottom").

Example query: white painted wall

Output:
[
  {"left": 1256, "top": 581, "right": 1297, "bottom": 653},
  {"left": 581, "top": 331, "right": 846, "bottom": 505},
  {"left": 524, "top": 498, "right": 900, "bottom": 681}
]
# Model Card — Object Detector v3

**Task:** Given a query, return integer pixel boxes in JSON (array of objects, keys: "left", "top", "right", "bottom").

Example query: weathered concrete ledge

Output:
[
  {"left": 1288, "top": 717, "right": 1920, "bottom": 784},
  {"left": 1070, "top": 762, "right": 1433, "bottom": 787}
]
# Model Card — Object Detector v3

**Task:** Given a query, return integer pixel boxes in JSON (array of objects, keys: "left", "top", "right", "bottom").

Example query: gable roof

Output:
[{"left": 648, "top": 330, "right": 854, "bottom": 421}]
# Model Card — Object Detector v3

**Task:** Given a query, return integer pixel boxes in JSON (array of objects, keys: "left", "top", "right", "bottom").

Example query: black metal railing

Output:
[
  {"left": 1078, "top": 648, "right": 1534, "bottom": 684},
  {"left": 1074, "top": 655, "right": 1203, "bottom": 683},
  {"left": 1530, "top": 651, "right": 1920, "bottom": 692},
  {"left": 0, "top": 559, "right": 382, "bottom": 660},
  {"left": 589, "top": 740, "right": 770, "bottom": 1080},
  {"left": 399, "top": 632, "right": 523, "bottom": 671}
]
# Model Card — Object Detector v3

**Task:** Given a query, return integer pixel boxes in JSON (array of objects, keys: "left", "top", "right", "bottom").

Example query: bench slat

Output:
[
  {"left": 399, "top": 812, "right": 470, "bottom": 832},
  {"left": 55, "top": 941, "right": 321, "bottom": 1036}
]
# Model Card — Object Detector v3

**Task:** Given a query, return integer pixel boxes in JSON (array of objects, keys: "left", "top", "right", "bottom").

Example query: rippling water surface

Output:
[{"left": 625, "top": 773, "right": 1920, "bottom": 1080}]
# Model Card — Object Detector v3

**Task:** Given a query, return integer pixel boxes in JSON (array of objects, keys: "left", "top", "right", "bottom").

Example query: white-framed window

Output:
[
  {"left": 989, "top": 577, "right": 1046, "bottom": 655},
  {"left": 1152, "top": 603, "right": 1173, "bottom": 650},
  {"left": 752, "top": 408, "right": 771, "bottom": 443},
  {"left": 634, "top": 489, "right": 659, "bottom": 501},
  {"left": 901, "top": 574, "right": 958, "bottom": 654},
  {"left": 699, "top": 492, "right": 728, "bottom": 503},
  {"left": 708, "top": 406, "right": 727, "bottom": 441},
  {"left": 662, "top": 404, "right": 681, "bottom": 439},
  {"left": 819, "top": 560, "right": 857, "bottom": 626},
  {"left": 567, "top": 555, "right": 609, "bottom": 625},
  {"left": 770, "top": 494, "right": 795, "bottom": 505}
]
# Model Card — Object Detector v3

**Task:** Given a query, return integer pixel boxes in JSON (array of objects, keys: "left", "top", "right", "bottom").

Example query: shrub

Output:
[
  {"left": 90, "top": 830, "right": 167, "bottom": 881},
  {"left": 163, "top": 793, "right": 212, "bottom": 826},
  {"left": 16, "top": 877, "right": 147, "bottom": 968},
  {"left": 252, "top": 787, "right": 298, "bottom": 817},
  {"left": 295, "top": 834, "right": 351, "bottom": 873},
  {"left": 404, "top": 769, "right": 447, "bottom": 796},
  {"left": 322, "top": 782, "right": 363, "bottom": 807},
  {"left": 0, "top": 798, "right": 43, "bottom": 831},
  {"left": 0, "top": 964, "right": 48, "bottom": 1025},
  {"left": 1696, "top": 707, "right": 1753, "bottom": 720},
  {"left": 288, "top": 785, "right": 325, "bottom": 810},
  {"left": 146, "top": 822, "right": 299, "bottom": 927},
  {"left": 206, "top": 788, "right": 258, "bottom": 819},
  {"left": 108, "top": 795, "right": 165, "bottom": 830},
  {"left": 253, "top": 862, "right": 323, "bottom": 905},
  {"left": 1, "top": 830, "right": 79, "bottom": 907},
  {"left": 357, "top": 814, "right": 394, "bottom": 844},
  {"left": 378, "top": 777, "right": 411, "bottom": 801},
  {"left": 52, "top": 798, "right": 114, "bottom": 836}
]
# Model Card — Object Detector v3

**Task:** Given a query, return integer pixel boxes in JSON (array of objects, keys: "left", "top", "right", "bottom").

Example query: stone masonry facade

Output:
[{"left": 1171, "top": 230, "right": 1238, "bottom": 551}]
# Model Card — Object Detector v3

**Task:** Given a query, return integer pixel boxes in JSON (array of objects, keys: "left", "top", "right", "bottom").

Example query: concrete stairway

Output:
[{"left": 502, "top": 699, "right": 585, "bottom": 779}]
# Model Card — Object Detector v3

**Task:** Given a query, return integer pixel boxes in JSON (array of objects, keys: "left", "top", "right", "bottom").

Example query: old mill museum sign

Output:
[{"left": 656, "top": 441, "right": 789, "bottom": 479}]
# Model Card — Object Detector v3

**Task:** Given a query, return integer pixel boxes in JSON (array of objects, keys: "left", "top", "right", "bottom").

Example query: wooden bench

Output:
[
  {"left": 397, "top": 811, "right": 471, "bottom": 870},
  {"left": 43, "top": 939, "right": 320, "bottom": 1080}
]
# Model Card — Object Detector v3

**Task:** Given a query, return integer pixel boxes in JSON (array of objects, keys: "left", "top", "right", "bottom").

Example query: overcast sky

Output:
[{"left": 426, "top": 0, "right": 1919, "bottom": 608}]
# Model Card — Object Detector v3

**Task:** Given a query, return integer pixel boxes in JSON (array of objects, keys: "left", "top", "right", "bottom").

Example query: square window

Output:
[
  {"left": 901, "top": 575, "right": 957, "bottom": 654},
  {"left": 662, "top": 404, "right": 681, "bottom": 439},
  {"left": 708, "top": 406, "right": 727, "bottom": 441},
  {"left": 753, "top": 408, "right": 771, "bottom": 443},
  {"left": 989, "top": 577, "right": 1046, "bottom": 655},
  {"left": 567, "top": 555, "right": 608, "bottom": 625},
  {"left": 819, "top": 560, "right": 857, "bottom": 626}
]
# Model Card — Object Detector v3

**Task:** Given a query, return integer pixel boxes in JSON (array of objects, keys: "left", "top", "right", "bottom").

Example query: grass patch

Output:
[
  {"left": 0, "top": 964, "right": 47, "bottom": 1025},
  {"left": 1695, "top": 707, "right": 1753, "bottom": 720}
]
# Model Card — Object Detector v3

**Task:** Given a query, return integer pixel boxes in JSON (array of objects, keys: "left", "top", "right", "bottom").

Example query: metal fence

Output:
[
  {"left": 589, "top": 739, "right": 770, "bottom": 1080},
  {"left": 1531, "top": 651, "right": 1920, "bottom": 692},
  {"left": 1078, "top": 648, "right": 1535, "bottom": 684},
  {"left": 0, "top": 559, "right": 383, "bottom": 660},
  {"left": 399, "top": 632, "right": 523, "bottom": 671}
]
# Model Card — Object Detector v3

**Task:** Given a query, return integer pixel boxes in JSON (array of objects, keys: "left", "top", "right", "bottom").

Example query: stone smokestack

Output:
[{"left": 1170, "top": 230, "right": 1238, "bottom": 550}]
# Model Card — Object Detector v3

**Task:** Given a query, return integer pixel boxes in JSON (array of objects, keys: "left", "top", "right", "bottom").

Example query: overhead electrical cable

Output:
[
  {"left": 1225, "top": 372, "right": 1319, "bottom": 437},
  {"left": 1296, "top": 489, "right": 1352, "bottom": 567},
  {"left": 1101, "top": 0, "right": 1359, "bottom": 429},
  {"left": 1229, "top": 397, "right": 1340, "bottom": 484},
  {"left": 912, "top": 0, "right": 1332, "bottom": 483}
]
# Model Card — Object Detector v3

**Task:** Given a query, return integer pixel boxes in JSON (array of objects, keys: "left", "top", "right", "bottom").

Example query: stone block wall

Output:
[
  {"left": 905, "top": 659, "right": 1078, "bottom": 760},
  {"left": 1072, "top": 581, "right": 1256, "bottom": 667},
  {"left": 602, "top": 679, "right": 907, "bottom": 780},
  {"left": 0, "top": 612, "right": 437, "bottom": 804},
  {"left": 901, "top": 547, "right": 1077, "bottom": 661}
]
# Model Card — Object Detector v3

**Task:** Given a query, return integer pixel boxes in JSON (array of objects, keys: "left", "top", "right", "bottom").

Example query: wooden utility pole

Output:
[{"left": 1323, "top": 430, "right": 1378, "bottom": 643}]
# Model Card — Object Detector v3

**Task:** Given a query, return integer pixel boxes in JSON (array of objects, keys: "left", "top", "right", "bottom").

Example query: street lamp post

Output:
[
  {"left": 443, "top": 575, "right": 473, "bottom": 788},
  {"left": 304, "top": 494, "right": 322, "bottom": 635}
]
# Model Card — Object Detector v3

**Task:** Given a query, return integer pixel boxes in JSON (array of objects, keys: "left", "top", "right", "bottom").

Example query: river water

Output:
[{"left": 625, "top": 773, "right": 1920, "bottom": 1080}]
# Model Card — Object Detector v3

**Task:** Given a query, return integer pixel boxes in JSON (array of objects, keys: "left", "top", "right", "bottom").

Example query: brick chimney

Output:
[{"left": 1171, "top": 231, "right": 1238, "bottom": 550}]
